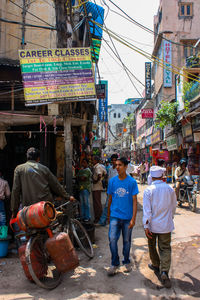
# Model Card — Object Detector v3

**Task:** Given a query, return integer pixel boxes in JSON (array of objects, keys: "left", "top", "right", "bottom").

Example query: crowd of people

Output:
[{"left": 0, "top": 147, "right": 193, "bottom": 289}]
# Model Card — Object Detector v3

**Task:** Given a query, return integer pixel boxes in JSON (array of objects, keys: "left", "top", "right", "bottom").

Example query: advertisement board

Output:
[
  {"left": 141, "top": 109, "right": 154, "bottom": 119},
  {"left": 166, "top": 134, "right": 178, "bottom": 151},
  {"left": 163, "top": 41, "right": 172, "bottom": 87},
  {"left": 145, "top": 62, "right": 151, "bottom": 99},
  {"left": 19, "top": 47, "right": 96, "bottom": 106},
  {"left": 98, "top": 80, "right": 108, "bottom": 122}
]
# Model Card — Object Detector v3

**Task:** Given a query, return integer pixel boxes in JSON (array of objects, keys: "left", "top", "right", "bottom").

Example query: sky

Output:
[{"left": 95, "top": 0, "right": 160, "bottom": 105}]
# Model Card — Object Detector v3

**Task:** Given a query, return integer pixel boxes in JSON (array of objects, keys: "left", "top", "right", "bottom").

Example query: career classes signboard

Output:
[{"left": 19, "top": 48, "right": 96, "bottom": 106}]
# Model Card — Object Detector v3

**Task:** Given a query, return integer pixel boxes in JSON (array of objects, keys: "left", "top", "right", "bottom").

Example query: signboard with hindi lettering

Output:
[{"left": 19, "top": 48, "right": 96, "bottom": 106}]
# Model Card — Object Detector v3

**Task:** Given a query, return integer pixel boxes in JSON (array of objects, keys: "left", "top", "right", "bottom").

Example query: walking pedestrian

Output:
[
  {"left": 97, "top": 153, "right": 118, "bottom": 226},
  {"left": 140, "top": 161, "right": 146, "bottom": 184},
  {"left": 147, "top": 159, "right": 166, "bottom": 185},
  {"left": 77, "top": 158, "right": 92, "bottom": 221},
  {"left": 107, "top": 157, "right": 138, "bottom": 276},
  {"left": 143, "top": 166, "right": 177, "bottom": 288},
  {"left": 92, "top": 156, "right": 107, "bottom": 223}
]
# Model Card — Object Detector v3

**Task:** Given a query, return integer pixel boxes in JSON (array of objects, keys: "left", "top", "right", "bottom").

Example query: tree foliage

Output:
[{"left": 155, "top": 101, "right": 178, "bottom": 129}]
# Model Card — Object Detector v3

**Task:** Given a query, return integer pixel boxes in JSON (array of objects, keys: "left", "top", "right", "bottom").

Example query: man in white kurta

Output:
[{"left": 143, "top": 166, "right": 177, "bottom": 288}]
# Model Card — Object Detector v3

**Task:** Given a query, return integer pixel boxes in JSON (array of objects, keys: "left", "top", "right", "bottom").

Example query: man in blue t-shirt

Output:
[{"left": 107, "top": 157, "right": 138, "bottom": 276}]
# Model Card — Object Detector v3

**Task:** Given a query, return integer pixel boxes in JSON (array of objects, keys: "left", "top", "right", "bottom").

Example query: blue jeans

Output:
[
  {"left": 0, "top": 200, "right": 6, "bottom": 226},
  {"left": 98, "top": 195, "right": 108, "bottom": 225},
  {"left": 79, "top": 189, "right": 91, "bottom": 220},
  {"left": 109, "top": 217, "right": 133, "bottom": 266}
]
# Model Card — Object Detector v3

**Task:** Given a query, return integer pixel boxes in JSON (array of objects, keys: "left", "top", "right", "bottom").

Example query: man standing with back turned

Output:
[
  {"left": 143, "top": 166, "right": 177, "bottom": 288},
  {"left": 11, "top": 147, "right": 74, "bottom": 217},
  {"left": 107, "top": 157, "right": 138, "bottom": 276}
]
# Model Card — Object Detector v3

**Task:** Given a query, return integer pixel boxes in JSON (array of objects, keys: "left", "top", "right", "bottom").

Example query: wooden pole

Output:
[{"left": 11, "top": 84, "right": 15, "bottom": 111}]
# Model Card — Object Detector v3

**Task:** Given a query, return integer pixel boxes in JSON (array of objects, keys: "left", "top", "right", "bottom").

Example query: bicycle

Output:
[{"left": 16, "top": 200, "right": 94, "bottom": 290}]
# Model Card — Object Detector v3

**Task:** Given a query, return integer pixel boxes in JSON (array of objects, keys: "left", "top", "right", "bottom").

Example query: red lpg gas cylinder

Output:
[
  {"left": 13, "top": 201, "right": 56, "bottom": 231},
  {"left": 45, "top": 232, "right": 79, "bottom": 273},
  {"left": 18, "top": 242, "right": 47, "bottom": 281}
]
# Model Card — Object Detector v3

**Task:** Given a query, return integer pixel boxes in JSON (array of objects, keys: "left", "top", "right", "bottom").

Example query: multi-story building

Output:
[
  {"left": 105, "top": 103, "right": 138, "bottom": 157},
  {"left": 143, "top": 0, "right": 200, "bottom": 176}
]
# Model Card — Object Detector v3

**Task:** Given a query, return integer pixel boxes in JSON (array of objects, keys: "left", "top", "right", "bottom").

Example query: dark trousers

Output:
[
  {"left": 92, "top": 190, "right": 102, "bottom": 223},
  {"left": 148, "top": 232, "right": 171, "bottom": 272}
]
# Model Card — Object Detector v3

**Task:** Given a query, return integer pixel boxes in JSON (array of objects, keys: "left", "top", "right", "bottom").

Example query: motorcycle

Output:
[{"left": 177, "top": 175, "right": 197, "bottom": 212}]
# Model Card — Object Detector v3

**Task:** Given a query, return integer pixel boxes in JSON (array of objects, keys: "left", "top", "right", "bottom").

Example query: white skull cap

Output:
[{"left": 150, "top": 166, "right": 166, "bottom": 178}]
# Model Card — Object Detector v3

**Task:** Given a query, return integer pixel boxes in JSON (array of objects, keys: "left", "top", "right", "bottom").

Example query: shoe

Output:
[
  {"left": 107, "top": 265, "right": 119, "bottom": 276},
  {"left": 148, "top": 264, "right": 160, "bottom": 273},
  {"left": 94, "top": 223, "right": 101, "bottom": 227},
  {"left": 160, "top": 271, "right": 171, "bottom": 288},
  {"left": 124, "top": 263, "right": 132, "bottom": 273}
]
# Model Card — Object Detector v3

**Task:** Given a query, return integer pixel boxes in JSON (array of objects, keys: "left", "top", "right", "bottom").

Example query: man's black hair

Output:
[
  {"left": 27, "top": 147, "right": 40, "bottom": 161},
  {"left": 157, "top": 159, "right": 165, "bottom": 166},
  {"left": 82, "top": 158, "right": 89, "bottom": 164},
  {"left": 93, "top": 156, "right": 100, "bottom": 162},
  {"left": 111, "top": 153, "right": 118, "bottom": 160},
  {"left": 117, "top": 157, "right": 129, "bottom": 166}
]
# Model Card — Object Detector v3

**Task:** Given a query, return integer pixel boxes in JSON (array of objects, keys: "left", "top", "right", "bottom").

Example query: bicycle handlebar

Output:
[{"left": 55, "top": 199, "right": 78, "bottom": 211}]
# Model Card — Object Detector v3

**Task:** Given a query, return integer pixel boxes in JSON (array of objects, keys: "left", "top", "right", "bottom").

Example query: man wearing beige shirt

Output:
[
  {"left": 92, "top": 156, "right": 107, "bottom": 223},
  {"left": 174, "top": 158, "right": 190, "bottom": 200}
]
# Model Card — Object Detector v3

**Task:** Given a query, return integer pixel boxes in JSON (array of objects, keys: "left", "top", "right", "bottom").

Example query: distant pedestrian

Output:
[
  {"left": 147, "top": 159, "right": 166, "bottom": 185},
  {"left": 143, "top": 166, "right": 177, "bottom": 288},
  {"left": 77, "top": 158, "right": 92, "bottom": 221},
  {"left": 98, "top": 153, "right": 118, "bottom": 226},
  {"left": 140, "top": 161, "right": 146, "bottom": 184},
  {"left": 145, "top": 160, "right": 149, "bottom": 177},
  {"left": 92, "top": 156, "right": 107, "bottom": 223},
  {"left": 107, "top": 157, "right": 138, "bottom": 276}
]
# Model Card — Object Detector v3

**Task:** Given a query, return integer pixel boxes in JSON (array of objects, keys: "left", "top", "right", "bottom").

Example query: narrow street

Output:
[{"left": 1, "top": 183, "right": 200, "bottom": 300}]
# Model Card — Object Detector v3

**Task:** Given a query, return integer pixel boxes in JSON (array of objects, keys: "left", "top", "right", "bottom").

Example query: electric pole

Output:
[
  {"left": 21, "top": 0, "right": 26, "bottom": 49},
  {"left": 54, "top": 0, "right": 74, "bottom": 194}
]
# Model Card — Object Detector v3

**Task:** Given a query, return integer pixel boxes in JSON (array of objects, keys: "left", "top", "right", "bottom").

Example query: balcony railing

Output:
[
  {"left": 184, "top": 81, "right": 200, "bottom": 102},
  {"left": 186, "top": 56, "right": 200, "bottom": 68}
]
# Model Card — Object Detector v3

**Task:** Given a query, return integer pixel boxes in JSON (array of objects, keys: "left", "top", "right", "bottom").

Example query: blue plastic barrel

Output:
[{"left": 0, "top": 236, "right": 11, "bottom": 257}]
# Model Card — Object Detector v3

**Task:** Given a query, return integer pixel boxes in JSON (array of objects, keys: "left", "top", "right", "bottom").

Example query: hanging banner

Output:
[
  {"left": 98, "top": 80, "right": 108, "bottom": 122},
  {"left": 163, "top": 41, "right": 172, "bottom": 87},
  {"left": 19, "top": 47, "right": 96, "bottom": 106},
  {"left": 145, "top": 62, "right": 151, "bottom": 99}
]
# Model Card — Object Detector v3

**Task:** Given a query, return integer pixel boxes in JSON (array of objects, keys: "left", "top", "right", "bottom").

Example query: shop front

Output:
[{"left": 151, "top": 129, "right": 161, "bottom": 164}]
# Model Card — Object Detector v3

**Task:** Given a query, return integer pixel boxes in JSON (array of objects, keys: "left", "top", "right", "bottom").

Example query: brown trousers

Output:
[
  {"left": 92, "top": 190, "right": 102, "bottom": 223},
  {"left": 148, "top": 232, "right": 171, "bottom": 272}
]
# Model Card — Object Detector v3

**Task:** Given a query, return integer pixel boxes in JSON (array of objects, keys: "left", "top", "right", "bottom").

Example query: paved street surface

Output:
[{"left": 0, "top": 183, "right": 200, "bottom": 299}]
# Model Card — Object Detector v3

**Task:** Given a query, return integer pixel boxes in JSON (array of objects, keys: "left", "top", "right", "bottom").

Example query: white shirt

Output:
[
  {"left": 143, "top": 180, "right": 177, "bottom": 233},
  {"left": 147, "top": 174, "right": 152, "bottom": 185},
  {"left": 92, "top": 163, "right": 107, "bottom": 191},
  {"left": 127, "top": 163, "right": 135, "bottom": 175},
  {"left": 108, "top": 166, "right": 118, "bottom": 181}
]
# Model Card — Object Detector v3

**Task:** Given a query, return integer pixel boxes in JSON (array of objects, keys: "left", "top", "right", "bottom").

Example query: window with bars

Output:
[{"left": 179, "top": 3, "right": 193, "bottom": 17}]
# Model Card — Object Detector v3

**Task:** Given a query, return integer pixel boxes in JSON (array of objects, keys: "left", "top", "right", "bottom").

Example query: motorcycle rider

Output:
[{"left": 174, "top": 158, "right": 190, "bottom": 200}]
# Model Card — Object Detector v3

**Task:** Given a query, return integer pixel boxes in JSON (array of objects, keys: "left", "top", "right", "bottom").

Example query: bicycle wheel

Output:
[
  {"left": 71, "top": 219, "right": 94, "bottom": 258},
  {"left": 26, "top": 234, "right": 62, "bottom": 289}
]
